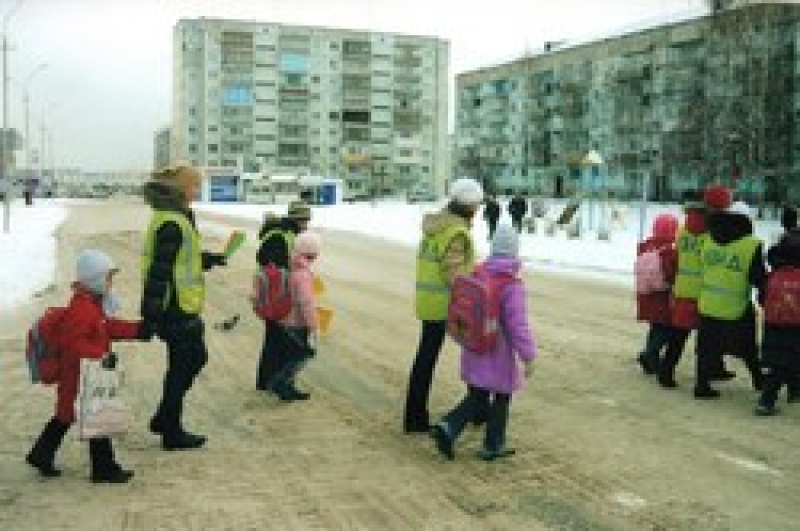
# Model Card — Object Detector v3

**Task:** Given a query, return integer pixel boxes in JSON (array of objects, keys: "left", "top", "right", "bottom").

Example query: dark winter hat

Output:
[
  {"left": 287, "top": 200, "right": 311, "bottom": 221},
  {"left": 703, "top": 185, "right": 732, "bottom": 212}
]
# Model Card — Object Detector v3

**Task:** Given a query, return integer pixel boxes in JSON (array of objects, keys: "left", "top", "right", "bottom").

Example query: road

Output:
[{"left": 0, "top": 200, "right": 797, "bottom": 530}]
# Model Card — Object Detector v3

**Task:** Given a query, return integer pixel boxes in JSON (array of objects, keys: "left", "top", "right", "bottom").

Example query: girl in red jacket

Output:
[
  {"left": 635, "top": 214, "right": 680, "bottom": 377},
  {"left": 26, "top": 249, "right": 147, "bottom": 483}
]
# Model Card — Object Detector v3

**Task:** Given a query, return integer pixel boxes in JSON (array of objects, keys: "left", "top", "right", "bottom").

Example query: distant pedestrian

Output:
[
  {"left": 26, "top": 249, "right": 149, "bottom": 483},
  {"left": 140, "top": 164, "right": 228, "bottom": 450},
  {"left": 508, "top": 194, "right": 528, "bottom": 233},
  {"left": 430, "top": 225, "right": 536, "bottom": 461},
  {"left": 694, "top": 201, "right": 765, "bottom": 399},
  {"left": 482, "top": 196, "right": 500, "bottom": 239},
  {"left": 404, "top": 177, "right": 483, "bottom": 434},
  {"left": 255, "top": 200, "right": 311, "bottom": 392},
  {"left": 635, "top": 214, "right": 683, "bottom": 380}
]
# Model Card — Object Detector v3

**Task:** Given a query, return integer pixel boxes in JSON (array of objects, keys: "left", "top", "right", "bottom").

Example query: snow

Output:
[
  {"left": 0, "top": 200, "right": 67, "bottom": 310},
  {"left": 0, "top": 197, "right": 785, "bottom": 312},
  {"left": 194, "top": 198, "right": 784, "bottom": 288}
]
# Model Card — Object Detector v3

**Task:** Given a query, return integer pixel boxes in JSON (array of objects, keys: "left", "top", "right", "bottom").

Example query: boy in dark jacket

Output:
[
  {"left": 694, "top": 201, "right": 765, "bottom": 399},
  {"left": 255, "top": 200, "right": 311, "bottom": 392},
  {"left": 756, "top": 206, "right": 800, "bottom": 414}
]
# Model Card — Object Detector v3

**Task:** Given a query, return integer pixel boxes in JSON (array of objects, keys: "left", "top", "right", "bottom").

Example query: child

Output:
[
  {"left": 635, "top": 213, "right": 680, "bottom": 378},
  {"left": 756, "top": 208, "right": 800, "bottom": 415},
  {"left": 26, "top": 249, "right": 148, "bottom": 483},
  {"left": 431, "top": 224, "right": 535, "bottom": 461},
  {"left": 268, "top": 231, "right": 321, "bottom": 401}
]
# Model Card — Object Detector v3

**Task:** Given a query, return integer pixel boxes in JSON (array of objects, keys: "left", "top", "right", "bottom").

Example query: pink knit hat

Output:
[
  {"left": 294, "top": 231, "right": 321, "bottom": 256},
  {"left": 652, "top": 213, "right": 679, "bottom": 241}
]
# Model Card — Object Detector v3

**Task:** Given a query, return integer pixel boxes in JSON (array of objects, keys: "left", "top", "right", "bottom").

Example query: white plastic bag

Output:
[{"left": 76, "top": 354, "right": 130, "bottom": 440}]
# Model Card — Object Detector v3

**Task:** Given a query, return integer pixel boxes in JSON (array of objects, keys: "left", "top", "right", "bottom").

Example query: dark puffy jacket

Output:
[
  {"left": 140, "top": 181, "right": 221, "bottom": 326},
  {"left": 508, "top": 196, "right": 528, "bottom": 219},
  {"left": 763, "top": 229, "right": 800, "bottom": 369},
  {"left": 257, "top": 215, "right": 302, "bottom": 268},
  {"left": 482, "top": 199, "right": 500, "bottom": 223}
]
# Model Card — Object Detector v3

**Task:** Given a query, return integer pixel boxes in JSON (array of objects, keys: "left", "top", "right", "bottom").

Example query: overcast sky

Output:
[{"left": 6, "top": 0, "right": 705, "bottom": 171}]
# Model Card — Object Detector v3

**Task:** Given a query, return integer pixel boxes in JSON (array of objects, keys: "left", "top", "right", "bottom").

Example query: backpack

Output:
[
  {"left": 26, "top": 307, "right": 68, "bottom": 385},
  {"left": 447, "top": 267, "right": 515, "bottom": 354},
  {"left": 764, "top": 267, "right": 800, "bottom": 325},
  {"left": 252, "top": 263, "right": 293, "bottom": 321},
  {"left": 634, "top": 248, "right": 670, "bottom": 294}
]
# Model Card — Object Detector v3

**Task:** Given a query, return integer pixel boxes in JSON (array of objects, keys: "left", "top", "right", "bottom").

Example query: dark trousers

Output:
[
  {"left": 759, "top": 365, "right": 794, "bottom": 407},
  {"left": 443, "top": 386, "right": 512, "bottom": 452},
  {"left": 641, "top": 324, "right": 690, "bottom": 375},
  {"left": 257, "top": 321, "right": 283, "bottom": 390},
  {"left": 511, "top": 216, "right": 524, "bottom": 233},
  {"left": 269, "top": 327, "right": 313, "bottom": 391},
  {"left": 154, "top": 320, "right": 208, "bottom": 438},
  {"left": 28, "top": 417, "right": 119, "bottom": 474},
  {"left": 486, "top": 219, "right": 498, "bottom": 239},
  {"left": 404, "top": 320, "right": 446, "bottom": 431},
  {"left": 696, "top": 313, "right": 761, "bottom": 390}
]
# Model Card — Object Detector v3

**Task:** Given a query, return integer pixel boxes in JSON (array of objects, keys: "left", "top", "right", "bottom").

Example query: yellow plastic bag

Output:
[{"left": 316, "top": 306, "right": 332, "bottom": 334}]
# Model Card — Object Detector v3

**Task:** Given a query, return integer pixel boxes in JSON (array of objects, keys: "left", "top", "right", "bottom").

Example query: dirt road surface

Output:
[{"left": 1, "top": 201, "right": 797, "bottom": 530}]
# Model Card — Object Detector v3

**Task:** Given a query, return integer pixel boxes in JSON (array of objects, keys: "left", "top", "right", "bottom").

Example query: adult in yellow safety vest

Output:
[
  {"left": 404, "top": 177, "right": 484, "bottom": 433},
  {"left": 694, "top": 200, "right": 766, "bottom": 399},
  {"left": 140, "top": 164, "right": 228, "bottom": 450},
  {"left": 255, "top": 200, "right": 311, "bottom": 393}
]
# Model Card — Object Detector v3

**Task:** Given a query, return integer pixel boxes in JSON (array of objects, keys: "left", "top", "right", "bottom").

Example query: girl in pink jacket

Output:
[{"left": 270, "top": 232, "right": 321, "bottom": 401}]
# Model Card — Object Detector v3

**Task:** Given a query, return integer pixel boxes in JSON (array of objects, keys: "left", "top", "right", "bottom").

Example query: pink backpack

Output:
[
  {"left": 634, "top": 248, "right": 669, "bottom": 294},
  {"left": 447, "top": 267, "right": 515, "bottom": 354},
  {"left": 764, "top": 268, "right": 800, "bottom": 325}
]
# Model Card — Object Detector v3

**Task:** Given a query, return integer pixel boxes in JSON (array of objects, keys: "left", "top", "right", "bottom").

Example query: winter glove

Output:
[
  {"left": 137, "top": 320, "right": 157, "bottom": 341},
  {"left": 202, "top": 252, "right": 227, "bottom": 270},
  {"left": 102, "top": 352, "right": 118, "bottom": 370}
]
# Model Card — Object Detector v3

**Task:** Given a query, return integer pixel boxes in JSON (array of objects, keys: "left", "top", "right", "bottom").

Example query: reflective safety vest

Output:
[
  {"left": 142, "top": 211, "right": 205, "bottom": 314},
  {"left": 415, "top": 224, "right": 475, "bottom": 321},
  {"left": 698, "top": 236, "right": 760, "bottom": 320},
  {"left": 672, "top": 229, "right": 706, "bottom": 300}
]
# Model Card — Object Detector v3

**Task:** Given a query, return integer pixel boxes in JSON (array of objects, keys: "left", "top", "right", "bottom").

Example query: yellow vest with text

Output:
[
  {"left": 414, "top": 224, "right": 475, "bottom": 321},
  {"left": 142, "top": 211, "right": 205, "bottom": 314},
  {"left": 672, "top": 229, "right": 706, "bottom": 300},
  {"left": 698, "top": 236, "right": 760, "bottom": 320}
]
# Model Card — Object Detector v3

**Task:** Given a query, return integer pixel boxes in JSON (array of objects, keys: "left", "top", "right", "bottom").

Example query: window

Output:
[
  {"left": 208, "top": 125, "right": 218, "bottom": 132},
  {"left": 330, "top": 147, "right": 338, "bottom": 154},
  {"left": 329, "top": 111, "right": 340, "bottom": 120},
  {"left": 208, "top": 143, "right": 218, "bottom": 153},
  {"left": 189, "top": 144, "right": 197, "bottom": 153}
]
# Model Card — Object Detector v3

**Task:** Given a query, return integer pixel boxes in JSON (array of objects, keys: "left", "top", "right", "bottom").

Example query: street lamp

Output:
[
  {"left": 2, "top": 0, "right": 25, "bottom": 233},
  {"left": 22, "top": 62, "right": 47, "bottom": 189}
]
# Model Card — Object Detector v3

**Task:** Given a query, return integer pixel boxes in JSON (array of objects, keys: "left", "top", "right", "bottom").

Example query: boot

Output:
[
  {"left": 431, "top": 422, "right": 455, "bottom": 461},
  {"left": 89, "top": 438, "right": 133, "bottom": 483},
  {"left": 272, "top": 381, "right": 310, "bottom": 402},
  {"left": 693, "top": 384, "right": 720, "bottom": 399},
  {"left": 26, "top": 417, "right": 70, "bottom": 478},
  {"left": 481, "top": 395, "right": 513, "bottom": 460},
  {"left": 162, "top": 431, "right": 206, "bottom": 451}
]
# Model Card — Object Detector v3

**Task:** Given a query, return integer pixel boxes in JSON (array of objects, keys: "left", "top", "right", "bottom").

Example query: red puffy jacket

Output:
[
  {"left": 636, "top": 237, "right": 678, "bottom": 324},
  {"left": 55, "top": 288, "right": 140, "bottom": 423}
]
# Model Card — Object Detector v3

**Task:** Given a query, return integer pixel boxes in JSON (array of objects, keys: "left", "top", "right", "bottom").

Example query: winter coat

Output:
[
  {"left": 56, "top": 288, "right": 141, "bottom": 423},
  {"left": 279, "top": 253, "right": 318, "bottom": 330},
  {"left": 140, "top": 181, "right": 222, "bottom": 327},
  {"left": 482, "top": 199, "right": 500, "bottom": 223},
  {"left": 671, "top": 210, "right": 707, "bottom": 329},
  {"left": 460, "top": 256, "right": 536, "bottom": 395},
  {"left": 257, "top": 215, "right": 303, "bottom": 268},
  {"left": 636, "top": 237, "right": 678, "bottom": 324},
  {"left": 762, "top": 228, "right": 800, "bottom": 370},
  {"left": 508, "top": 196, "right": 528, "bottom": 220}
]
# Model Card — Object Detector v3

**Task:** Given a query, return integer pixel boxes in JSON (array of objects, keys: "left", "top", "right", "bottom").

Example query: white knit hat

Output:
[
  {"left": 491, "top": 224, "right": 519, "bottom": 257},
  {"left": 294, "top": 231, "right": 321, "bottom": 256},
  {"left": 449, "top": 177, "right": 484, "bottom": 205},
  {"left": 727, "top": 201, "right": 751, "bottom": 218},
  {"left": 76, "top": 249, "right": 118, "bottom": 294}
]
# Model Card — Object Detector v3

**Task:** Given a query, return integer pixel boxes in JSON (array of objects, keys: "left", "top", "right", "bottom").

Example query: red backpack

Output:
[
  {"left": 252, "top": 263, "right": 293, "bottom": 321},
  {"left": 26, "top": 307, "right": 68, "bottom": 385},
  {"left": 447, "top": 266, "right": 515, "bottom": 354},
  {"left": 634, "top": 247, "right": 670, "bottom": 294},
  {"left": 764, "top": 267, "right": 800, "bottom": 325}
]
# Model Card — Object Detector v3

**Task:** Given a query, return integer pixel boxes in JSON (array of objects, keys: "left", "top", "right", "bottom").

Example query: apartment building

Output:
[
  {"left": 172, "top": 18, "right": 449, "bottom": 199},
  {"left": 456, "top": 1, "right": 800, "bottom": 203}
]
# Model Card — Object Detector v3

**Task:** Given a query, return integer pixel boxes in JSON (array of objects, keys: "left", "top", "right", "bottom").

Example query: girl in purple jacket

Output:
[{"left": 432, "top": 224, "right": 536, "bottom": 461}]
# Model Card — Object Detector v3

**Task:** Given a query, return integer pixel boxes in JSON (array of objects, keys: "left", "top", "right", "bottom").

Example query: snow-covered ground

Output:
[{"left": 0, "top": 197, "right": 785, "bottom": 310}]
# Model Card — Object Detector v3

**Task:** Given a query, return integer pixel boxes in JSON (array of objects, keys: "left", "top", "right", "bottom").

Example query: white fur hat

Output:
[
  {"left": 76, "top": 249, "right": 118, "bottom": 294},
  {"left": 294, "top": 231, "right": 321, "bottom": 256},
  {"left": 449, "top": 178, "right": 484, "bottom": 205}
]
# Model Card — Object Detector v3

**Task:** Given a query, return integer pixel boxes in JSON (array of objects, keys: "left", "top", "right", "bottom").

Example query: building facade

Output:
[
  {"left": 173, "top": 18, "right": 450, "bottom": 199},
  {"left": 455, "top": 1, "right": 800, "bottom": 203}
]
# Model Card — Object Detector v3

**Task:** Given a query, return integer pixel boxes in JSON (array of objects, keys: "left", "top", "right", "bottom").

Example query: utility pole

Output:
[{"left": 2, "top": 0, "right": 25, "bottom": 232}]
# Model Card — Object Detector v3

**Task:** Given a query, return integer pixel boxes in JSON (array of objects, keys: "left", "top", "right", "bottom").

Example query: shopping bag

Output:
[
  {"left": 313, "top": 275, "right": 325, "bottom": 296},
  {"left": 316, "top": 306, "right": 333, "bottom": 334},
  {"left": 76, "top": 354, "right": 130, "bottom": 440}
]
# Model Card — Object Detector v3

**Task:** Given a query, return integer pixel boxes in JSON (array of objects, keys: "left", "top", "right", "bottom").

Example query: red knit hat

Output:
[
  {"left": 703, "top": 185, "right": 732, "bottom": 211},
  {"left": 652, "top": 213, "right": 679, "bottom": 241}
]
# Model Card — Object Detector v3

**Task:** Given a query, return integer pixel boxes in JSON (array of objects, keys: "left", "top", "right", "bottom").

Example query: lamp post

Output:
[
  {"left": 2, "top": 0, "right": 24, "bottom": 232},
  {"left": 22, "top": 63, "right": 47, "bottom": 185}
]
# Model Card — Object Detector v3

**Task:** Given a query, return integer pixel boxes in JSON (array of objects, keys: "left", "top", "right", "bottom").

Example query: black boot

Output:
[
  {"left": 479, "top": 394, "right": 515, "bottom": 461},
  {"left": 89, "top": 438, "right": 133, "bottom": 483},
  {"left": 26, "top": 417, "right": 69, "bottom": 478},
  {"left": 162, "top": 431, "right": 207, "bottom": 451}
]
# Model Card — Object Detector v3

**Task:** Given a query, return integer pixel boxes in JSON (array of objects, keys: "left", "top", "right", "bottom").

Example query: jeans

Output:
[{"left": 442, "top": 386, "right": 512, "bottom": 452}]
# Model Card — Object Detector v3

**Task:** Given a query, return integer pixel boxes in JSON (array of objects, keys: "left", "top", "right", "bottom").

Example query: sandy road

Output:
[{"left": 0, "top": 200, "right": 797, "bottom": 530}]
